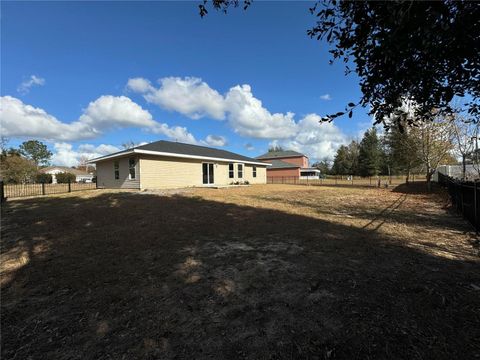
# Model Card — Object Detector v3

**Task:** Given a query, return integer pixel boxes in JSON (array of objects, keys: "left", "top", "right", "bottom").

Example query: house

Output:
[
  {"left": 88, "top": 140, "right": 269, "bottom": 189},
  {"left": 256, "top": 150, "right": 320, "bottom": 179},
  {"left": 433, "top": 164, "right": 479, "bottom": 181},
  {"left": 40, "top": 166, "right": 95, "bottom": 183}
]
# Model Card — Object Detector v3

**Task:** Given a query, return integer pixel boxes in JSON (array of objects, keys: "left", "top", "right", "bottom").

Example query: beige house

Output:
[{"left": 88, "top": 140, "right": 269, "bottom": 189}]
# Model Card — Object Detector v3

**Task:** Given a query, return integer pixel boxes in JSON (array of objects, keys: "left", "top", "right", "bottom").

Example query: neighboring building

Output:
[
  {"left": 40, "top": 166, "right": 94, "bottom": 183},
  {"left": 88, "top": 140, "right": 269, "bottom": 189},
  {"left": 433, "top": 164, "right": 479, "bottom": 181},
  {"left": 256, "top": 150, "right": 320, "bottom": 179}
]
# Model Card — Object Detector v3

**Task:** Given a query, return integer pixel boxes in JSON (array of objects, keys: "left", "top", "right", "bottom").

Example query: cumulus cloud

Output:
[
  {"left": 126, "top": 77, "right": 154, "bottom": 93},
  {"left": 149, "top": 123, "right": 199, "bottom": 144},
  {"left": 203, "top": 135, "right": 227, "bottom": 147},
  {"left": 130, "top": 77, "right": 226, "bottom": 120},
  {"left": 270, "top": 114, "right": 347, "bottom": 161},
  {"left": 51, "top": 142, "right": 122, "bottom": 167},
  {"left": 319, "top": 94, "right": 332, "bottom": 101},
  {"left": 0, "top": 95, "right": 192, "bottom": 144},
  {"left": 128, "top": 77, "right": 298, "bottom": 139},
  {"left": 17, "top": 75, "right": 45, "bottom": 95},
  {"left": 78, "top": 95, "right": 156, "bottom": 130},
  {"left": 0, "top": 96, "right": 95, "bottom": 141}
]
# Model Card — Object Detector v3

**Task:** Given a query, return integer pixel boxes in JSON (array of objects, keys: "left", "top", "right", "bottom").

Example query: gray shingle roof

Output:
[
  {"left": 90, "top": 140, "right": 267, "bottom": 165},
  {"left": 268, "top": 160, "right": 301, "bottom": 169},
  {"left": 256, "top": 150, "right": 305, "bottom": 159}
]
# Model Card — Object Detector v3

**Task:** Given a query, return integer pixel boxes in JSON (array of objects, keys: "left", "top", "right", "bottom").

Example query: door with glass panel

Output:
[{"left": 202, "top": 163, "right": 214, "bottom": 184}]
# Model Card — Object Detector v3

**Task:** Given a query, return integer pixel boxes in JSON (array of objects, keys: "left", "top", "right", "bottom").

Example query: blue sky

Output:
[{"left": 1, "top": 1, "right": 373, "bottom": 166}]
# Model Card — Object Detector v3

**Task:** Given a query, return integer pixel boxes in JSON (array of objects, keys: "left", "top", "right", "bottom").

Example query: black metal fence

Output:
[
  {"left": 0, "top": 181, "right": 97, "bottom": 201},
  {"left": 438, "top": 172, "right": 479, "bottom": 231}
]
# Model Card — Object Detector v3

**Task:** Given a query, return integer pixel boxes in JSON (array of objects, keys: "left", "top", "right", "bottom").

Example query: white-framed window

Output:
[
  {"left": 237, "top": 163, "right": 243, "bottom": 178},
  {"left": 114, "top": 161, "right": 119, "bottom": 180},
  {"left": 253, "top": 166, "right": 257, "bottom": 178},
  {"left": 128, "top": 158, "right": 136, "bottom": 180},
  {"left": 229, "top": 163, "right": 234, "bottom": 178}
]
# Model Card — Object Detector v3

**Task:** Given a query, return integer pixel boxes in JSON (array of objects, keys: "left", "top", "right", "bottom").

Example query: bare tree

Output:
[
  {"left": 413, "top": 115, "right": 455, "bottom": 190},
  {"left": 452, "top": 115, "right": 479, "bottom": 180}
]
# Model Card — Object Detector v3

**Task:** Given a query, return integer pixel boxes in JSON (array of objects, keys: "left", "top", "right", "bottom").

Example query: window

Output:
[
  {"left": 229, "top": 163, "right": 234, "bottom": 178},
  {"left": 237, "top": 164, "right": 243, "bottom": 178},
  {"left": 253, "top": 166, "right": 257, "bottom": 178},
  {"left": 114, "top": 161, "right": 119, "bottom": 180},
  {"left": 129, "top": 158, "right": 136, "bottom": 180}
]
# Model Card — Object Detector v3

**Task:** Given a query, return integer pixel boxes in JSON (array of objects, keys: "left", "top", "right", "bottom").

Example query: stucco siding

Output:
[
  {"left": 96, "top": 156, "right": 140, "bottom": 189},
  {"left": 139, "top": 155, "right": 267, "bottom": 189}
]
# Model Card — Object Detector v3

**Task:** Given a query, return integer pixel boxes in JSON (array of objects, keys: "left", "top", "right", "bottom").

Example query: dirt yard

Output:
[{"left": 1, "top": 184, "right": 479, "bottom": 359}]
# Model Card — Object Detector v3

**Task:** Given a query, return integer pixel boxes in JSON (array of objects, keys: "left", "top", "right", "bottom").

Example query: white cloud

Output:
[
  {"left": 0, "top": 95, "right": 181, "bottom": 143},
  {"left": 0, "top": 96, "right": 95, "bottom": 141},
  {"left": 17, "top": 75, "right": 45, "bottom": 95},
  {"left": 224, "top": 85, "right": 298, "bottom": 139},
  {"left": 270, "top": 114, "right": 347, "bottom": 161},
  {"left": 126, "top": 77, "right": 154, "bottom": 93},
  {"left": 203, "top": 135, "right": 227, "bottom": 147},
  {"left": 131, "top": 77, "right": 226, "bottom": 120},
  {"left": 128, "top": 77, "right": 298, "bottom": 139},
  {"left": 149, "top": 123, "right": 199, "bottom": 144},
  {"left": 320, "top": 94, "right": 332, "bottom": 101},
  {"left": 51, "top": 142, "right": 122, "bottom": 167},
  {"left": 79, "top": 95, "right": 156, "bottom": 130}
]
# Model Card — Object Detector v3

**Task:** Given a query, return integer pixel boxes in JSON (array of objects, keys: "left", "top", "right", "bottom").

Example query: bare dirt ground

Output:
[{"left": 1, "top": 183, "right": 479, "bottom": 359}]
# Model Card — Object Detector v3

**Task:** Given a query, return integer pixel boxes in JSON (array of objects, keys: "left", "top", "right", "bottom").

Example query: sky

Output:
[{"left": 1, "top": 1, "right": 375, "bottom": 167}]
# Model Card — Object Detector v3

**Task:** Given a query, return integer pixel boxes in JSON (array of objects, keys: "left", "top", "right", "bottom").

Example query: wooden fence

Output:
[
  {"left": 267, "top": 175, "right": 425, "bottom": 186},
  {"left": 1, "top": 181, "right": 97, "bottom": 200}
]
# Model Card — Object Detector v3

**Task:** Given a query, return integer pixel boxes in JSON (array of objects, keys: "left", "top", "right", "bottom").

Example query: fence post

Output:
[
  {"left": 68, "top": 179, "right": 71, "bottom": 193},
  {"left": 0, "top": 181, "right": 4, "bottom": 203},
  {"left": 351, "top": 176, "right": 354, "bottom": 185},
  {"left": 475, "top": 180, "right": 478, "bottom": 231},
  {"left": 335, "top": 176, "right": 337, "bottom": 185},
  {"left": 42, "top": 182, "right": 45, "bottom": 196}
]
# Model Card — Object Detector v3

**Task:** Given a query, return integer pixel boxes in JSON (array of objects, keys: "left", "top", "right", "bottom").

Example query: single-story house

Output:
[
  {"left": 88, "top": 140, "right": 269, "bottom": 189},
  {"left": 40, "top": 166, "right": 95, "bottom": 183},
  {"left": 256, "top": 150, "right": 320, "bottom": 179}
]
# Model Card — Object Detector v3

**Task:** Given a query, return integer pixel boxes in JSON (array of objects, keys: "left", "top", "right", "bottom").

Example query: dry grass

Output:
[{"left": 1, "top": 183, "right": 479, "bottom": 359}]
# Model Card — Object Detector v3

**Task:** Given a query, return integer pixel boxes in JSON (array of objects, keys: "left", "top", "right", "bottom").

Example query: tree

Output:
[
  {"left": 312, "top": 159, "right": 331, "bottom": 175},
  {"left": 19, "top": 140, "right": 52, "bottom": 167},
  {"left": 200, "top": 1, "right": 480, "bottom": 126},
  {"left": 451, "top": 115, "right": 479, "bottom": 180},
  {"left": 385, "top": 122, "right": 422, "bottom": 183},
  {"left": 332, "top": 141, "right": 359, "bottom": 175},
  {"left": 358, "top": 128, "right": 381, "bottom": 177},
  {"left": 0, "top": 155, "right": 37, "bottom": 184},
  {"left": 56, "top": 172, "right": 76, "bottom": 184},
  {"left": 412, "top": 115, "right": 455, "bottom": 190},
  {"left": 268, "top": 145, "right": 284, "bottom": 152}
]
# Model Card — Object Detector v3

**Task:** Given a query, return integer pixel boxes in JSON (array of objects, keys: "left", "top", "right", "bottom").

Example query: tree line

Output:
[{"left": 314, "top": 112, "right": 478, "bottom": 190}]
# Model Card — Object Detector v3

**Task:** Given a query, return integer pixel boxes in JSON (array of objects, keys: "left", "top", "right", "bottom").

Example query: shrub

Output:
[
  {"left": 56, "top": 172, "right": 76, "bottom": 183},
  {"left": 35, "top": 173, "right": 53, "bottom": 183}
]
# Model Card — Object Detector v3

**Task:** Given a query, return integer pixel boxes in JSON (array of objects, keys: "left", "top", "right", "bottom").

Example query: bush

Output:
[
  {"left": 35, "top": 173, "right": 53, "bottom": 183},
  {"left": 56, "top": 172, "right": 76, "bottom": 183}
]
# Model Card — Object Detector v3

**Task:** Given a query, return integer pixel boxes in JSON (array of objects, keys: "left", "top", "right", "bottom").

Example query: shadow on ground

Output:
[{"left": 1, "top": 191, "right": 479, "bottom": 359}]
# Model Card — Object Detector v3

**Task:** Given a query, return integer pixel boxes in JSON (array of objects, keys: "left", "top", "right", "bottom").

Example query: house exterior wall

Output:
[
  {"left": 96, "top": 156, "right": 140, "bottom": 189},
  {"left": 138, "top": 155, "right": 267, "bottom": 189},
  {"left": 258, "top": 155, "right": 309, "bottom": 168},
  {"left": 266, "top": 168, "right": 300, "bottom": 178}
]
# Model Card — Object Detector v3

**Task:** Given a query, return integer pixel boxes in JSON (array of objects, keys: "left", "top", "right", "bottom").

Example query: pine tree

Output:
[{"left": 358, "top": 128, "right": 381, "bottom": 177}]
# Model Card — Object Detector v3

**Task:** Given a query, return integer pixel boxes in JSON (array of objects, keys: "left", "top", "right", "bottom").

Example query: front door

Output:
[{"left": 202, "top": 163, "right": 214, "bottom": 184}]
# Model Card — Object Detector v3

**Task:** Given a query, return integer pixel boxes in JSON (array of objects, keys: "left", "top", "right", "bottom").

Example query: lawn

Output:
[{"left": 1, "top": 184, "right": 479, "bottom": 359}]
